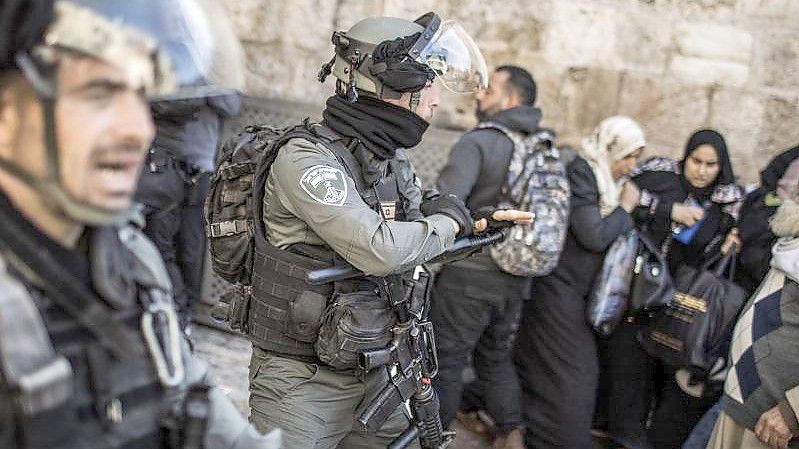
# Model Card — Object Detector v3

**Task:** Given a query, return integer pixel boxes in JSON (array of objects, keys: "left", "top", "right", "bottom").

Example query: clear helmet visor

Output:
[
  {"left": 418, "top": 20, "right": 488, "bottom": 93},
  {"left": 49, "top": 0, "right": 240, "bottom": 100}
]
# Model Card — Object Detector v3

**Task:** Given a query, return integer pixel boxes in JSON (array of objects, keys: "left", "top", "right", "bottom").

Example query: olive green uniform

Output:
[
  {"left": 248, "top": 136, "right": 457, "bottom": 449},
  {"left": 263, "top": 137, "right": 455, "bottom": 275}
]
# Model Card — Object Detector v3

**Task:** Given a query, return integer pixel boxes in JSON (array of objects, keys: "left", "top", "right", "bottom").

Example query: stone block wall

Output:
[{"left": 218, "top": 0, "right": 799, "bottom": 184}]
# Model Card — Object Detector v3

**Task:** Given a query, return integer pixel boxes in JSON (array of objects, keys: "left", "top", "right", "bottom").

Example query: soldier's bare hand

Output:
[{"left": 755, "top": 406, "right": 793, "bottom": 449}]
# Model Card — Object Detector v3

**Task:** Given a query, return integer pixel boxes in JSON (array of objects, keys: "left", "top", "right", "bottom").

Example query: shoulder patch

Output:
[{"left": 299, "top": 165, "right": 348, "bottom": 206}]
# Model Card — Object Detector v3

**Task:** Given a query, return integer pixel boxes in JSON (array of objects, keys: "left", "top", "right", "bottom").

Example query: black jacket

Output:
[
  {"left": 736, "top": 145, "right": 799, "bottom": 292},
  {"left": 436, "top": 106, "right": 542, "bottom": 211},
  {"left": 536, "top": 156, "right": 634, "bottom": 299},
  {"left": 631, "top": 161, "right": 741, "bottom": 275},
  {"left": 436, "top": 106, "right": 543, "bottom": 271}
]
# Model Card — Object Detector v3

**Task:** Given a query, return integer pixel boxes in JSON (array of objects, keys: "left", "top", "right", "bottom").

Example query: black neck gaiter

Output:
[{"left": 322, "top": 95, "right": 429, "bottom": 160}]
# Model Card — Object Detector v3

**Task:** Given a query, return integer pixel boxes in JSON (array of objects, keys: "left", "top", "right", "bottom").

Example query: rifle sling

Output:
[{"left": 0, "top": 207, "right": 143, "bottom": 360}]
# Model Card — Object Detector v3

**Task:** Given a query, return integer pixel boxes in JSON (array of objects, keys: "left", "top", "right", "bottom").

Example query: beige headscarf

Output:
[{"left": 579, "top": 116, "right": 646, "bottom": 216}]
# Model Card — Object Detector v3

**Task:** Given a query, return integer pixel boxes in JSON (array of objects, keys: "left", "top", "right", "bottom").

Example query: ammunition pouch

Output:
[
  {"left": 245, "top": 240, "right": 333, "bottom": 358},
  {"left": 210, "top": 286, "right": 251, "bottom": 333},
  {"left": 315, "top": 291, "right": 397, "bottom": 370}
]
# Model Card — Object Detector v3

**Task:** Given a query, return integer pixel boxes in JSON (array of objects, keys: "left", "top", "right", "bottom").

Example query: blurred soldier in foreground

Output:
[{"left": 0, "top": 1, "right": 280, "bottom": 448}]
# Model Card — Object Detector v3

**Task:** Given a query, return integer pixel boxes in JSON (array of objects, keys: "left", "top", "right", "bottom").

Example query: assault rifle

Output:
[{"left": 306, "top": 230, "right": 505, "bottom": 449}]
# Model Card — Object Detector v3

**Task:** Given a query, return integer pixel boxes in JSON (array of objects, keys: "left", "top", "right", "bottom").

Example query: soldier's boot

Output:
[{"left": 491, "top": 427, "right": 525, "bottom": 449}]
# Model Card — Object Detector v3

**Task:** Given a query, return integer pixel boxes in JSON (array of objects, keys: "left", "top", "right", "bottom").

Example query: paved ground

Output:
[{"left": 191, "top": 324, "right": 604, "bottom": 449}]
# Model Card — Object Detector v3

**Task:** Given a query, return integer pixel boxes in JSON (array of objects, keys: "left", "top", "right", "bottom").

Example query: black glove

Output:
[
  {"left": 474, "top": 206, "right": 515, "bottom": 232},
  {"left": 420, "top": 193, "right": 473, "bottom": 237}
]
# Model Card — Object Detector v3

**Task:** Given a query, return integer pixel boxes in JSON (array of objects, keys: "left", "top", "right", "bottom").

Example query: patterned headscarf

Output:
[{"left": 579, "top": 116, "right": 646, "bottom": 216}]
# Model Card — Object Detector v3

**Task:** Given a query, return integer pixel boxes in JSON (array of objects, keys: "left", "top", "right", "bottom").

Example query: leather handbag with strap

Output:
[
  {"left": 629, "top": 231, "right": 674, "bottom": 314},
  {"left": 637, "top": 247, "right": 747, "bottom": 373}
]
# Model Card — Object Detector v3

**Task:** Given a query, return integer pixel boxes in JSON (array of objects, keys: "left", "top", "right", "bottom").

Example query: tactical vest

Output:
[
  {"left": 0, "top": 207, "right": 184, "bottom": 449},
  {"left": 246, "top": 125, "right": 411, "bottom": 359}
]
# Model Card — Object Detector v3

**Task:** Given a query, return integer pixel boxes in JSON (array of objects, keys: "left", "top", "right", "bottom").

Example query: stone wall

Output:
[{"left": 219, "top": 0, "right": 799, "bottom": 184}]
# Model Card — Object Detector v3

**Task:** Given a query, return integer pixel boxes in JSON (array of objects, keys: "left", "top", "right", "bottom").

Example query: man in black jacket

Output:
[{"left": 431, "top": 65, "right": 540, "bottom": 449}]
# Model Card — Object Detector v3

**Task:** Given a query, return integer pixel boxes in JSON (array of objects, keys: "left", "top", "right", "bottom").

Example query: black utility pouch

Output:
[
  {"left": 228, "top": 288, "right": 251, "bottom": 332},
  {"left": 315, "top": 291, "right": 397, "bottom": 370},
  {"left": 286, "top": 290, "right": 326, "bottom": 342},
  {"left": 210, "top": 288, "right": 251, "bottom": 333}
]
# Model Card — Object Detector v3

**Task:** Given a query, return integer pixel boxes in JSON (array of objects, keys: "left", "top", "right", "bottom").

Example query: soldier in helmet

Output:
[
  {"left": 244, "top": 11, "right": 533, "bottom": 449},
  {"left": 0, "top": 1, "right": 280, "bottom": 448}
]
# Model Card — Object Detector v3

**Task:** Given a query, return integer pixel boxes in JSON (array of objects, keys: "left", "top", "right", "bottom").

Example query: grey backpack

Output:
[{"left": 478, "top": 123, "right": 572, "bottom": 277}]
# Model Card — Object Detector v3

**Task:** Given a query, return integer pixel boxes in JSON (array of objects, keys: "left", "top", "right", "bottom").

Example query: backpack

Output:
[
  {"left": 205, "top": 120, "right": 332, "bottom": 286},
  {"left": 477, "top": 122, "right": 572, "bottom": 277}
]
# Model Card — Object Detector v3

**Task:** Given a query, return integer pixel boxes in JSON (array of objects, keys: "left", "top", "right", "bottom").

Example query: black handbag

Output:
[
  {"left": 629, "top": 232, "right": 674, "bottom": 314},
  {"left": 637, "top": 249, "right": 747, "bottom": 372}
]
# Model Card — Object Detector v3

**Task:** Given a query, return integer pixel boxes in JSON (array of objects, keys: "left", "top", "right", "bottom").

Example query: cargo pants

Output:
[{"left": 248, "top": 346, "right": 421, "bottom": 449}]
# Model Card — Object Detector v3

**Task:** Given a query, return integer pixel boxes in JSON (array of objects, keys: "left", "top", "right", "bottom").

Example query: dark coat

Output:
[
  {"left": 516, "top": 155, "right": 633, "bottom": 449},
  {"left": 436, "top": 105, "right": 542, "bottom": 211},
  {"left": 538, "top": 156, "right": 635, "bottom": 300},
  {"left": 736, "top": 188, "right": 778, "bottom": 293},
  {"left": 736, "top": 145, "right": 799, "bottom": 293},
  {"left": 631, "top": 162, "right": 740, "bottom": 275}
]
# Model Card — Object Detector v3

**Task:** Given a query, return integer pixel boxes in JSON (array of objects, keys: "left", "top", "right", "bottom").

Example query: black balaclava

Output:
[
  {"left": 322, "top": 94, "right": 429, "bottom": 160},
  {"left": 320, "top": 26, "right": 434, "bottom": 160},
  {"left": 0, "top": 0, "right": 53, "bottom": 72},
  {"left": 680, "top": 129, "right": 734, "bottom": 201}
]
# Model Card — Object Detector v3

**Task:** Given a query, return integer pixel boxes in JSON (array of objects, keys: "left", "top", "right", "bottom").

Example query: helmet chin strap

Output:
[
  {"left": 409, "top": 91, "right": 421, "bottom": 114},
  {"left": 1, "top": 53, "right": 131, "bottom": 227}
]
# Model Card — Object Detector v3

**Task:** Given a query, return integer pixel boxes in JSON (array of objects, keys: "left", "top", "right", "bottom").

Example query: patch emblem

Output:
[
  {"left": 300, "top": 165, "right": 347, "bottom": 206},
  {"left": 380, "top": 201, "right": 397, "bottom": 220}
]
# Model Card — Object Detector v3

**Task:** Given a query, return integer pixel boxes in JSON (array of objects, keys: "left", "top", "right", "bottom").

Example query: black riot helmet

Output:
[
  {"left": 319, "top": 12, "right": 488, "bottom": 103},
  {"left": 0, "top": 0, "right": 236, "bottom": 226}
]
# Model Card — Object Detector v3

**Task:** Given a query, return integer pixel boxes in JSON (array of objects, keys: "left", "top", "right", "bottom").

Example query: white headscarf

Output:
[{"left": 579, "top": 116, "right": 646, "bottom": 216}]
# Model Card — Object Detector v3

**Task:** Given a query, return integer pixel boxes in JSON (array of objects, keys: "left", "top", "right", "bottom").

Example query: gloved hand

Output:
[
  {"left": 474, "top": 206, "right": 516, "bottom": 232},
  {"left": 420, "top": 192, "right": 474, "bottom": 237}
]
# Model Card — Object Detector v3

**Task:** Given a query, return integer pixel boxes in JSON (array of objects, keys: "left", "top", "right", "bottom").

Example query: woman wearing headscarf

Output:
[
  {"left": 515, "top": 116, "right": 645, "bottom": 448},
  {"left": 597, "top": 129, "right": 745, "bottom": 449}
]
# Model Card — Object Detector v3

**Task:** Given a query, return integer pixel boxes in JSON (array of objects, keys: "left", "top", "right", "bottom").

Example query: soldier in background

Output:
[{"left": 136, "top": 92, "right": 241, "bottom": 332}]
